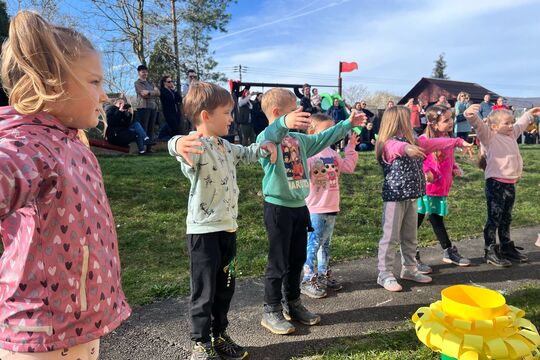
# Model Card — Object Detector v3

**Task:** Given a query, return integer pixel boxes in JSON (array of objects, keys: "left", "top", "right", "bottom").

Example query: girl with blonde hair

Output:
[
  {"left": 0, "top": 11, "right": 131, "bottom": 359},
  {"left": 375, "top": 106, "right": 471, "bottom": 292}
]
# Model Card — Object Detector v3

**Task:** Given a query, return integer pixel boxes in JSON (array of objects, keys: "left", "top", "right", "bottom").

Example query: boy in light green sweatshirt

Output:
[
  {"left": 256, "top": 88, "right": 367, "bottom": 335},
  {"left": 169, "top": 82, "right": 276, "bottom": 360}
]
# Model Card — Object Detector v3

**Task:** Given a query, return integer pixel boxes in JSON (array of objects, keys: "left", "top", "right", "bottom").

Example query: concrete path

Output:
[{"left": 101, "top": 226, "right": 540, "bottom": 360}]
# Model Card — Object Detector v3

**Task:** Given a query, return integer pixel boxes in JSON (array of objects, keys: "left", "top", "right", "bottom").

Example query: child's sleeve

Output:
[
  {"left": 338, "top": 143, "right": 359, "bottom": 174},
  {"left": 257, "top": 116, "right": 289, "bottom": 144},
  {"left": 230, "top": 142, "right": 269, "bottom": 165},
  {"left": 466, "top": 113, "right": 491, "bottom": 145},
  {"left": 303, "top": 119, "right": 352, "bottom": 157},
  {"left": 168, "top": 135, "right": 202, "bottom": 167},
  {"left": 382, "top": 139, "right": 407, "bottom": 164},
  {"left": 0, "top": 141, "right": 43, "bottom": 220},
  {"left": 417, "top": 137, "right": 463, "bottom": 154},
  {"left": 513, "top": 112, "right": 534, "bottom": 139}
]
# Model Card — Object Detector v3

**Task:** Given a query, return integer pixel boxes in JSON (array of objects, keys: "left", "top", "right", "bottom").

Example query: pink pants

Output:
[{"left": 0, "top": 340, "right": 99, "bottom": 359}]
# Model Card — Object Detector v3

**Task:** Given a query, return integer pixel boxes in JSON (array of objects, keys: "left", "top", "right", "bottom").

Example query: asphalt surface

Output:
[{"left": 101, "top": 226, "right": 540, "bottom": 360}]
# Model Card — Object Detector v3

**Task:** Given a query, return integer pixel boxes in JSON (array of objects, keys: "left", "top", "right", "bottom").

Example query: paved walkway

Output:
[{"left": 101, "top": 226, "right": 540, "bottom": 359}]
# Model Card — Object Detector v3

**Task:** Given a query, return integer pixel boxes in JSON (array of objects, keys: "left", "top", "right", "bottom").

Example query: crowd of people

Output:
[{"left": 2, "top": 10, "right": 540, "bottom": 360}]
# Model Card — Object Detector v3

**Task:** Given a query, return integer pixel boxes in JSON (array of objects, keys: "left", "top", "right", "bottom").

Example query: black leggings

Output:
[{"left": 417, "top": 213, "right": 452, "bottom": 250}]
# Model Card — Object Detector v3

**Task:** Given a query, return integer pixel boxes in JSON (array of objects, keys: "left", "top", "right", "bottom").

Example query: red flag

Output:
[{"left": 340, "top": 61, "right": 358, "bottom": 73}]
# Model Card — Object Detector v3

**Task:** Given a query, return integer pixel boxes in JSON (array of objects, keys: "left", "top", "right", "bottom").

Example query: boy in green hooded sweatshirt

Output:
[{"left": 257, "top": 88, "right": 367, "bottom": 334}]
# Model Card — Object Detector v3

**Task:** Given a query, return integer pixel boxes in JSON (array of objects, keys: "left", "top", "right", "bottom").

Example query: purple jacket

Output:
[{"left": 0, "top": 107, "right": 131, "bottom": 352}]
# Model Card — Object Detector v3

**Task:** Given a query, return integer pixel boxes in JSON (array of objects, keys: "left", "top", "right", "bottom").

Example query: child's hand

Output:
[
  {"left": 175, "top": 133, "right": 204, "bottom": 167},
  {"left": 464, "top": 104, "right": 480, "bottom": 118},
  {"left": 526, "top": 107, "right": 540, "bottom": 117},
  {"left": 460, "top": 140, "right": 473, "bottom": 149},
  {"left": 371, "top": 139, "right": 376, "bottom": 145},
  {"left": 284, "top": 107, "right": 311, "bottom": 130},
  {"left": 350, "top": 111, "right": 368, "bottom": 127},
  {"left": 348, "top": 132, "right": 359, "bottom": 148},
  {"left": 405, "top": 144, "right": 426, "bottom": 159},
  {"left": 261, "top": 141, "right": 277, "bottom": 164},
  {"left": 425, "top": 170, "right": 435, "bottom": 183},
  {"left": 453, "top": 166, "right": 463, "bottom": 177}
]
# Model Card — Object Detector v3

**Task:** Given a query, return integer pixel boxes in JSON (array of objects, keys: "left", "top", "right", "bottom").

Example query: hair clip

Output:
[{"left": 436, "top": 110, "right": 443, "bottom": 116}]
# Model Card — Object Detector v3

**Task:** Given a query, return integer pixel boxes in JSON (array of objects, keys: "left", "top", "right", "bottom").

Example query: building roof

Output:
[{"left": 399, "top": 77, "right": 500, "bottom": 104}]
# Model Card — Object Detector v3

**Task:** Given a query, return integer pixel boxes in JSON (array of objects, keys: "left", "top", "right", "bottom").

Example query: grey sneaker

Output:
[
  {"left": 212, "top": 331, "right": 248, "bottom": 360},
  {"left": 400, "top": 267, "right": 432, "bottom": 283},
  {"left": 443, "top": 246, "right": 471, "bottom": 266},
  {"left": 191, "top": 341, "right": 220, "bottom": 360},
  {"left": 415, "top": 250, "right": 432, "bottom": 274},
  {"left": 261, "top": 305, "right": 295, "bottom": 335},
  {"left": 283, "top": 298, "right": 320, "bottom": 325},
  {"left": 485, "top": 244, "right": 512, "bottom": 267},
  {"left": 300, "top": 277, "right": 327, "bottom": 298},
  {"left": 317, "top": 271, "right": 342, "bottom": 291}
]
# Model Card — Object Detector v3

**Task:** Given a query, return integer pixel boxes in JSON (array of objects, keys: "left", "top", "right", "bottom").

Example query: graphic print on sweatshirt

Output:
[
  {"left": 281, "top": 136, "right": 309, "bottom": 190},
  {"left": 311, "top": 156, "right": 339, "bottom": 192}
]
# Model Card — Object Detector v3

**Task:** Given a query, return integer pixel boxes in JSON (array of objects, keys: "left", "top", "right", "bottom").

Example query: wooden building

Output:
[{"left": 398, "top": 77, "right": 500, "bottom": 106}]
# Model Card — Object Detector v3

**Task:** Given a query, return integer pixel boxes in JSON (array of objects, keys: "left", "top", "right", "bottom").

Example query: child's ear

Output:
[
  {"left": 200, "top": 110, "right": 210, "bottom": 123},
  {"left": 272, "top": 107, "right": 281, "bottom": 118}
]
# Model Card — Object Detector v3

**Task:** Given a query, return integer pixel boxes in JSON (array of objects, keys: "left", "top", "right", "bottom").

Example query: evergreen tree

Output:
[
  {"left": 432, "top": 52, "right": 449, "bottom": 79},
  {"left": 148, "top": 36, "right": 177, "bottom": 86}
]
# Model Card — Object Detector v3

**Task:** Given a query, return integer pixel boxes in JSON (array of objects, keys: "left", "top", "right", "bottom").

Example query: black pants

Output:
[
  {"left": 417, "top": 213, "right": 452, "bottom": 250},
  {"left": 187, "top": 231, "right": 236, "bottom": 342},
  {"left": 263, "top": 202, "right": 311, "bottom": 307},
  {"left": 135, "top": 108, "right": 157, "bottom": 149},
  {"left": 456, "top": 132, "right": 469, "bottom": 141},
  {"left": 484, "top": 178, "right": 515, "bottom": 248}
]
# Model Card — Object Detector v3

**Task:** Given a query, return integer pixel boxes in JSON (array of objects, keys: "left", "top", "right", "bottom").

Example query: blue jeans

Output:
[
  {"left": 303, "top": 213, "right": 336, "bottom": 281},
  {"left": 129, "top": 121, "right": 147, "bottom": 152}
]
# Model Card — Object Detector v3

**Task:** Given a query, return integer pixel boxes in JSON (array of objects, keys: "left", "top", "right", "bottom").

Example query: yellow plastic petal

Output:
[
  {"left": 462, "top": 334, "right": 483, "bottom": 351},
  {"left": 442, "top": 332, "right": 462, "bottom": 358},
  {"left": 485, "top": 337, "right": 508, "bottom": 358}
]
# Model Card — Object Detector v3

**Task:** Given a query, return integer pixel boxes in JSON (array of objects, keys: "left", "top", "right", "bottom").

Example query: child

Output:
[
  {"left": 357, "top": 121, "right": 376, "bottom": 151},
  {"left": 415, "top": 106, "right": 471, "bottom": 275},
  {"left": 256, "top": 88, "right": 367, "bottom": 335},
  {"left": 375, "top": 106, "right": 470, "bottom": 292},
  {"left": 301, "top": 114, "right": 359, "bottom": 299},
  {"left": 168, "top": 82, "right": 276, "bottom": 360},
  {"left": 464, "top": 104, "right": 540, "bottom": 267},
  {"left": 0, "top": 11, "right": 131, "bottom": 358}
]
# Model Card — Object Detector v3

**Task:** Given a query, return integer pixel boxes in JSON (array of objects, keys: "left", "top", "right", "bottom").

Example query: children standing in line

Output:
[
  {"left": 464, "top": 104, "right": 540, "bottom": 267},
  {"left": 169, "top": 82, "right": 276, "bottom": 360},
  {"left": 375, "top": 106, "right": 471, "bottom": 292},
  {"left": 301, "top": 114, "right": 359, "bottom": 299},
  {"left": 257, "top": 89, "right": 367, "bottom": 335},
  {"left": 414, "top": 106, "right": 471, "bottom": 275},
  {"left": 0, "top": 11, "right": 131, "bottom": 359}
]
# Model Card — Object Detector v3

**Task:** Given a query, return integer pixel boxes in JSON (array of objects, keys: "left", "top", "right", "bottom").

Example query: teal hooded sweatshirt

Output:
[{"left": 256, "top": 116, "right": 353, "bottom": 208}]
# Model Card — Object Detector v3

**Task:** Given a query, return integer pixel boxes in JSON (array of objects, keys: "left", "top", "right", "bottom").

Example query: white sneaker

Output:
[
  {"left": 377, "top": 274, "right": 402, "bottom": 292},
  {"left": 400, "top": 268, "right": 432, "bottom": 283},
  {"left": 536, "top": 234, "right": 540, "bottom": 248}
]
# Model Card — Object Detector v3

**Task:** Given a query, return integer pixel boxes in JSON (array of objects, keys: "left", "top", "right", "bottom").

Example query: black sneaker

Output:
[
  {"left": 283, "top": 298, "right": 320, "bottom": 326},
  {"left": 143, "top": 138, "right": 157, "bottom": 146},
  {"left": 190, "top": 341, "right": 220, "bottom": 360},
  {"left": 500, "top": 241, "right": 528, "bottom": 263},
  {"left": 261, "top": 305, "right": 295, "bottom": 335},
  {"left": 443, "top": 246, "right": 471, "bottom": 267},
  {"left": 317, "top": 271, "right": 342, "bottom": 291},
  {"left": 484, "top": 244, "right": 512, "bottom": 267},
  {"left": 213, "top": 332, "right": 248, "bottom": 360}
]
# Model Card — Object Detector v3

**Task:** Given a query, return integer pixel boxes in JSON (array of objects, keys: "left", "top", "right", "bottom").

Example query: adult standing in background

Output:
[
  {"left": 479, "top": 94, "right": 493, "bottom": 119},
  {"left": 435, "top": 95, "right": 451, "bottom": 108},
  {"left": 134, "top": 64, "right": 159, "bottom": 152},
  {"left": 251, "top": 92, "right": 268, "bottom": 136},
  {"left": 237, "top": 87, "right": 255, "bottom": 145},
  {"left": 454, "top": 91, "right": 472, "bottom": 140},
  {"left": 492, "top": 96, "right": 509, "bottom": 111},
  {"left": 159, "top": 75, "right": 182, "bottom": 137},
  {"left": 406, "top": 98, "right": 422, "bottom": 135},
  {"left": 181, "top": 69, "right": 198, "bottom": 97}
]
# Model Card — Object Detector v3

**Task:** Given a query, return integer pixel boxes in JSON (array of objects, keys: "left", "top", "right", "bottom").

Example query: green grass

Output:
[
  {"left": 293, "top": 285, "right": 540, "bottom": 359},
  {"left": 98, "top": 146, "right": 540, "bottom": 305}
]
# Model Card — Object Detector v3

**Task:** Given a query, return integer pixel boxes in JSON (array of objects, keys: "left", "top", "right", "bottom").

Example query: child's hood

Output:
[{"left": 0, "top": 106, "right": 76, "bottom": 136}]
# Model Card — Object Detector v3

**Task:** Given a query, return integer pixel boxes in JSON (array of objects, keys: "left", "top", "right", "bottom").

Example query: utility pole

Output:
[
  {"left": 233, "top": 64, "right": 248, "bottom": 81},
  {"left": 171, "top": 0, "right": 181, "bottom": 88}
]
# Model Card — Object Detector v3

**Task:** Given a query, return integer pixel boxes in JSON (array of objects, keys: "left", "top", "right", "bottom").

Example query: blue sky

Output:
[{"left": 211, "top": 0, "right": 540, "bottom": 97}]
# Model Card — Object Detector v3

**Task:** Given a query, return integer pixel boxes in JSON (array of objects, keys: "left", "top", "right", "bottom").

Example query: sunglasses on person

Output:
[
  {"left": 165, "top": 80, "right": 173, "bottom": 83},
  {"left": 189, "top": 75, "right": 197, "bottom": 79}
]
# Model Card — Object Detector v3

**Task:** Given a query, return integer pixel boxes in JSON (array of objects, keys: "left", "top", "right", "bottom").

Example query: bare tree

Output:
[
  {"left": 14, "top": 0, "right": 78, "bottom": 27},
  {"left": 365, "top": 91, "right": 400, "bottom": 109},
  {"left": 342, "top": 84, "right": 370, "bottom": 105}
]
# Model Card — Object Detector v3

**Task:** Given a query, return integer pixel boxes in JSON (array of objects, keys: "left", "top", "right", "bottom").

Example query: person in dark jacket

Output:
[
  {"left": 356, "top": 121, "right": 376, "bottom": 151},
  {"left": 327, "top": 98, "right": 347, "bottom": 123},
  {"left": 251, "top": 92, "right": 268, "bottom": 135},
  {"left": 106, "top": 99, "right": 155, "bottom": 154},
  {"left": 159, "top": 75, "right": 182, "bottom": 138}
]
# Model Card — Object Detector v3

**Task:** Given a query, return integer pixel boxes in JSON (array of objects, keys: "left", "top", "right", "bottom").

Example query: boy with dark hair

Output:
[{"left": 169, "top": 82, "right": 276, "bottom": 360}]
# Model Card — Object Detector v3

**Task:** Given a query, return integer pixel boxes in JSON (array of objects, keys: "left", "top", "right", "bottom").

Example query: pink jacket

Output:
[
  {"left": 306, "top": 145, "right": 358, "bottom": 213},
  {"left": 467, "top": 112, "right": 532, "bottom": 181},
  {"left": 0, "top": 107, "right": 131, "bottom": 352},
  {"left": 419, "top": 135, "right": 460, "bottom": 197},
  {"left": 383, "top": 136, "right": 464, "bottom": 165}
]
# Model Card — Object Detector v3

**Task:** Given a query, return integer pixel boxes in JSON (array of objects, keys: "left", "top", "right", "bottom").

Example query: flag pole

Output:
[{"left": 338, "top": 62, "right": 343, "bottom": 96}]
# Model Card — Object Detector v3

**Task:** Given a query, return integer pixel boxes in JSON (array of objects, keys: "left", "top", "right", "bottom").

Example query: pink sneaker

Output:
[{"left": 535, "top": 234, "right": 540, "bottom": 248}]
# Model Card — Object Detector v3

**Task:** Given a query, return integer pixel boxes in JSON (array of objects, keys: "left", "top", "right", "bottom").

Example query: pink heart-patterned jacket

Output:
[{"left": 0, "top": 107, "right": 131, "bottom": 352}]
